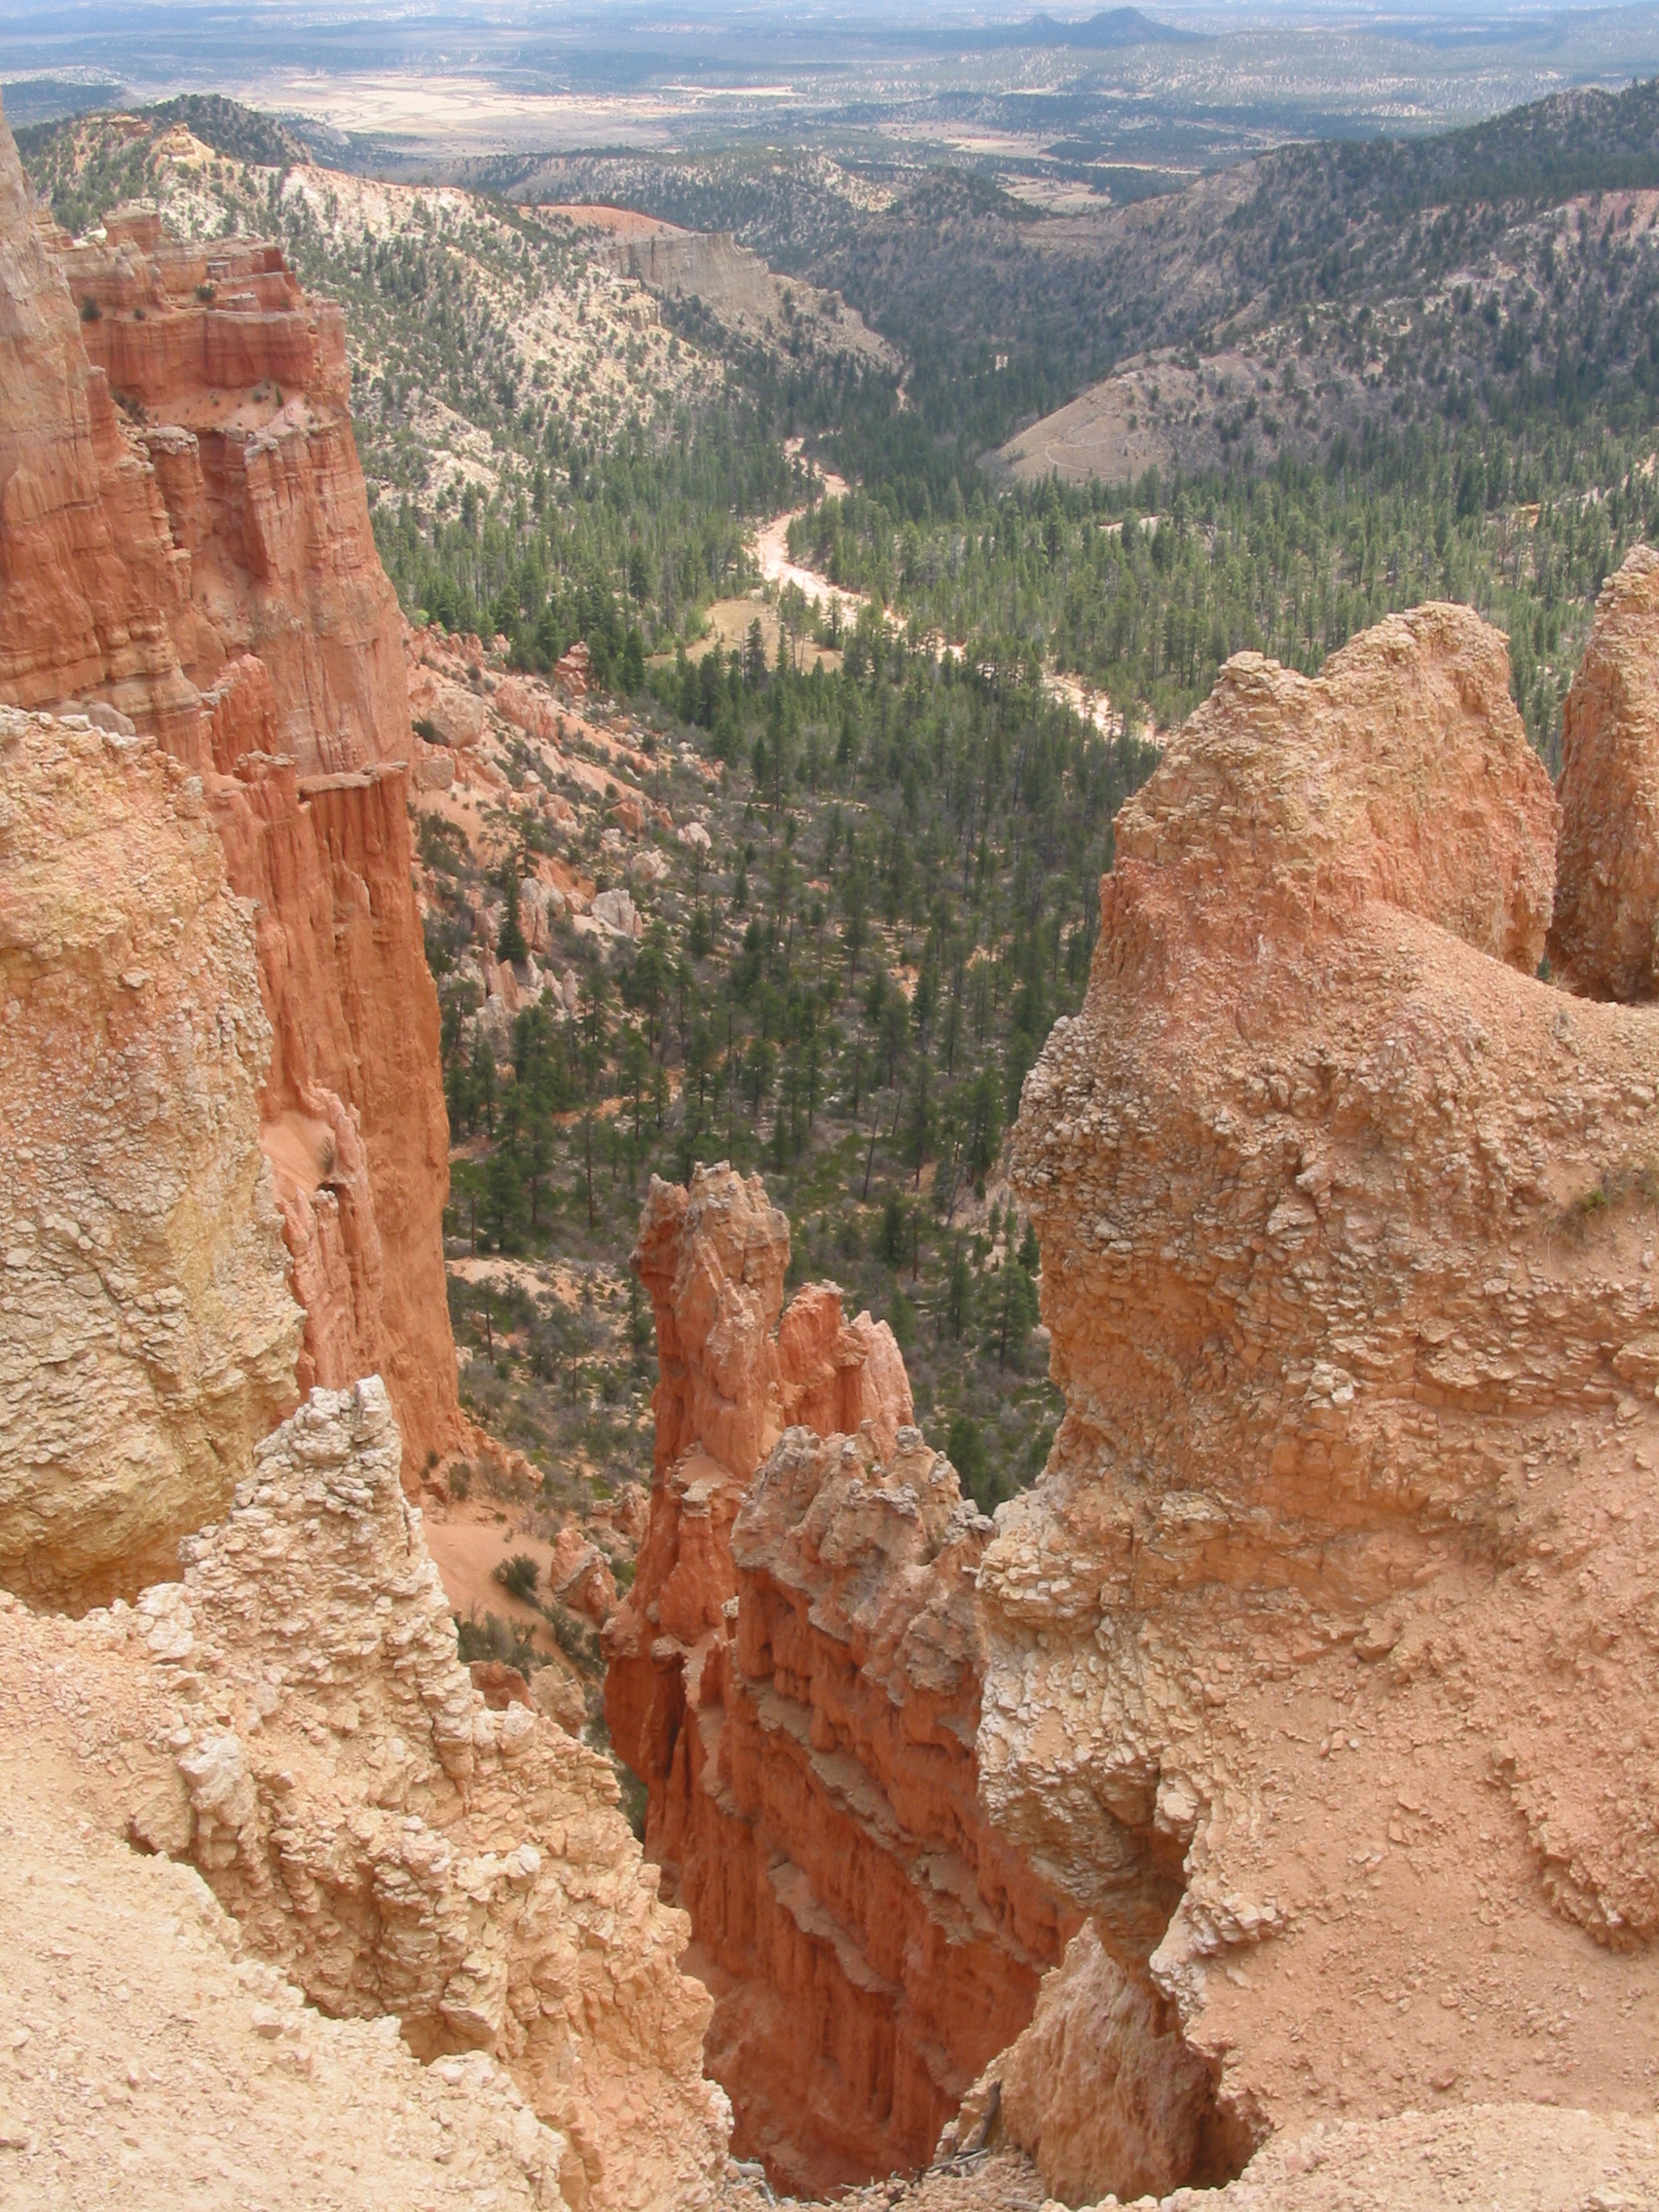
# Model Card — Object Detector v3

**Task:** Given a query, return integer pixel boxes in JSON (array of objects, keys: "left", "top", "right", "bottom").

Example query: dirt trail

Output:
[
  {"left": 753, "top": 465, "right": 868, "bottom": 628},
  {"left": 751, "top": 471, "right": 1127, "bottom": 736}
]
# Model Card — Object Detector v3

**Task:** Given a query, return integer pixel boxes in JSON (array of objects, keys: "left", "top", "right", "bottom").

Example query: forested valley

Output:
[{"left": 21, "top": 76, "right": 1659, "bottom": 1516}]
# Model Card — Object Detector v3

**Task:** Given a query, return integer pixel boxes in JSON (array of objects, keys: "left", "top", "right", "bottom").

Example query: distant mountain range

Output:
[{"left": 973, "top": 8, "right": 1198, "bottom": 49}]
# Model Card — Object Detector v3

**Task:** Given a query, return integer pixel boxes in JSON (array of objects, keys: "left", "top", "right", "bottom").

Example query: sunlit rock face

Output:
[{"left": 984, "top": 598, "right": 1659, "bottom": 2188}]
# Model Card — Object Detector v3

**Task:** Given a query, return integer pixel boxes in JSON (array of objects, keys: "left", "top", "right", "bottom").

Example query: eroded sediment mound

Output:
[
  {"left": 0, "top": 1778, "right": 571, "bottom": 2210},
  {"left": 0, "top": 1377, "right": 728, "bottom": 2212},
  {"left": 983, "top": 586, "right": 1659, "bottom": 2193},
  {"left": 0, "top": 706, "right": 300, "bottom": 1606}
]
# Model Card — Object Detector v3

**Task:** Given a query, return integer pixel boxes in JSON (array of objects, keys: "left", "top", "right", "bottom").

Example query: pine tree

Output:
[{"left": 496, "top": 864, "right": 529, "bottom": 966}]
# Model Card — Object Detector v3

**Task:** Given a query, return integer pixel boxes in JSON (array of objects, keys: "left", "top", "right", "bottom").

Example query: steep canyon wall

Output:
[
  {"left": 0, "top": 105, "right": 459, "bottom": 1480},
  {"left": 0, "top": 697, "right": 729, "bottom": 2211},
  {"left": 604, "top": 1168, "right": 1073, "bottom": 2194}
]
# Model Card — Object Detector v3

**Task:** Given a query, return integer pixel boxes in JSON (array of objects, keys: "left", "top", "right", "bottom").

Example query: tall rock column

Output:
[
  {"left": 0, "top": 102, "right": 463, "bottom": 1478},
  {"left": 1550, "top": 543, "right": 1659, "bottom": 999},
  {"left": 605, "top": 1166, "right": 1070, "bottom": 2194}
]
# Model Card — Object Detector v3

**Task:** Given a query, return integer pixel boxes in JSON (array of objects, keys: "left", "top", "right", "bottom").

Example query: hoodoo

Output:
[
  {"left": 976, "top": 588, "right": 1659, "bottom": 2193},
  {"left": 0, "top": 102, "right": 461, "bottom": 1481},
  {"left": 605, "top": 1166, "right": 1073, "bottom": 2193}
]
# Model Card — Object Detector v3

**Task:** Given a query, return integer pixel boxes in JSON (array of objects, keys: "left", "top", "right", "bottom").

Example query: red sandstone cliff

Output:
[
  {"left": 211, "top": 756, "right": 457, "bottom": 1458},
  {"left": 604, "top": 1167, "right": 1069, "bottom": 2194},
  {"left": 0, "top": 104, "right": 461, "bottom": 1477},
  {"left": 62, "top": 207, "right": 407, "bottom": 778},
  {"left": 0, "top": 114, "right": 201, "bottom": 749}
]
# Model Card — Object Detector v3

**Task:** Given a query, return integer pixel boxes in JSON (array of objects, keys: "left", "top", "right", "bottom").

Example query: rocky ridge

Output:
[
  {"left": 0, "top": 1776, "right": 572, "bottom": 2212},
  {"left": 1549, "top": 541, "right": 1659, "bottom": 1001},
  {"left": 597, "top": 571, "right": 1659, "bottom": 2211},
  {"left": 0, "top": 1375, "right": 726, "bottom": 2211}
]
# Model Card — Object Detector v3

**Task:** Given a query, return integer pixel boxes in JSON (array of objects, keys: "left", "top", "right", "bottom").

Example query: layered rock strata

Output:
[
  {"left": 0, "top": 706, "right": 301, "bottom": 1606},
  {"left": 0, "top": 103, "right": 461, "bottom": 1477},
  {"left": 605, "top": 1167, "right": 1069, "bottom": 2194},
  {"left": 61, "top": 205, "right": 406, "bottom": 777},
  {"left": 982, "top": 593, "right": 1659, "bottom": 2194},
  {"left": 0, "top": 113, "right": 201, "bottom": 749},
  {"left": 719, "top": 1424, "right": 1075, "bottom": 2189},
  {"left": 212, "top": 752, "right": 457, "bottom": 1461}
]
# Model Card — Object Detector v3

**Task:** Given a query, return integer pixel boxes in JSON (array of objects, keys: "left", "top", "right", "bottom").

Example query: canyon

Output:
[
  {"left": 602, "top": 566, "right": 1659, "bottom": 2206},
  {"left": 8, "top": 79, "right": 1659, "bottom": 2212}
]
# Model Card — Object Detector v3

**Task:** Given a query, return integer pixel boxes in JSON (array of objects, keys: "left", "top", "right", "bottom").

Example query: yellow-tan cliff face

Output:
[{"left": 0, "top": 706, "right": 302, "bottom": 1606}]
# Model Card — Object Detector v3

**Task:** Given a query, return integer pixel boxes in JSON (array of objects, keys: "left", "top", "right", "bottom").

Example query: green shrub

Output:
[{"left": 495, "top": 1551, "right": 539, "bottom": 1602}]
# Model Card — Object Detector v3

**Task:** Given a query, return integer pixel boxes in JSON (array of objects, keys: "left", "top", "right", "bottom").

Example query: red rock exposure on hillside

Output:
[
  {"left": 0, "top": 104, "right": 461, "bottom": 1477},
  {"left": 972, "top": 586, "right": 1659, "bottom": 2198},
  {"left": 604, "top": 1166, "right": 1071, "bottom": 2194}
]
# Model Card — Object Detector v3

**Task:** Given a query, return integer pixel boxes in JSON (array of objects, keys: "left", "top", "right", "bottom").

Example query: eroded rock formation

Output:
[
  {"left": 605, "top": 1167, "right": 1068, "bottom": 2194},
  {"left": 61, "top": 205, "right": 406, "bottom": 776},
  {"left": 0, "top": 1779, "right": 575, "bottom": 2211},
  {"left": 0, "top": 116, "right": 201, "bottom": 749},
  {"left": 719, "top": 1424, "right": 1074, "bottom": 2189},
  {"left": 1549, "top": 543, "right": 1659, "bottom": 1000},
  {"left": 212, "top": 752, "right": 458, "bottom": 1467},
  {"left": 981, "top": 592, "right": 1659, "bottom": 2195},
  {"left": 0, "top": 682, "right": 726, "bottom": 2208},
  {"left": 0, "top": 1377, "right": 728, "bottom": 2211},
  {"left": 0, "top": 707, "right": 301, "bottom": 1606},
  {"left": 0, "top": 102, "right": 461, "bottom": 1477}
]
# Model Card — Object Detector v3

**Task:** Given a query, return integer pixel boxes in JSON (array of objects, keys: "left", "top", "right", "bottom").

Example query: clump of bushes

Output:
[
  {"left": 455, "top": 1607, "right": 539, "bottom": 1675},
  {"left": 495, "top": 1551, "right": 539, "bottom": 1602}
]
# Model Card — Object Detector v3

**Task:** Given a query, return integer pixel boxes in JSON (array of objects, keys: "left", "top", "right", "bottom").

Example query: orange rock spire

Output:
[{"left": 605, "top": 1166, "right": 1070, "bottom": 2193}]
